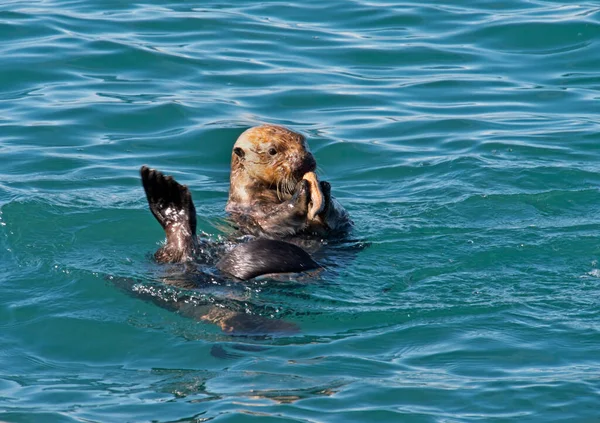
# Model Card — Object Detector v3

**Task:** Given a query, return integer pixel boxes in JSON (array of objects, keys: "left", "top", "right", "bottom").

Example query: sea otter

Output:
[
  {"left": 141, "top": 124, "right": 351, "bottom": 277},
  {"left": 135, "top": 125, "right": 354, "bottom": 334}
]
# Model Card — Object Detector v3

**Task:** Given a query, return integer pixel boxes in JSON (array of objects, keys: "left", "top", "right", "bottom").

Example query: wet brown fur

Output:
[
  {"left": 226, "top": 125, "right": 350, "bottom": 237},
  {"left": 228, "top": 125, "right": 315, "bottom": 205}
]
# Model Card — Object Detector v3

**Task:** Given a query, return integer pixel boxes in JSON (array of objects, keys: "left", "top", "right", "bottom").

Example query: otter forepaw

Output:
[
  {"left": 318, "top": 180, "right": 332, "bottom": 217},
  {"left": 290, "top": 179, "right": 311, "bottom": 215}
]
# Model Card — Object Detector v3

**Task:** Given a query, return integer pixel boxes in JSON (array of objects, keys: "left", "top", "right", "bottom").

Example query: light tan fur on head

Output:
[{"left": 228, "top": 125, "right": 316, "bottom": 205}]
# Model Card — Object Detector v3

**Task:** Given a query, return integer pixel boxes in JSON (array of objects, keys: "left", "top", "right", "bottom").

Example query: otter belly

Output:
[{"left": 216, "top": 239, "right": 320, "bottom": 280}]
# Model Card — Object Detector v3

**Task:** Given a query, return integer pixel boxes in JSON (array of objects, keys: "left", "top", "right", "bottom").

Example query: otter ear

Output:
[{"left": 233, "top": 147, "right": 245, "bottom": 160}]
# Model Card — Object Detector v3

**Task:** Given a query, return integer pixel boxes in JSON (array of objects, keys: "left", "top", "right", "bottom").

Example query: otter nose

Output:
[{"left": 296, "top": 153, "right": 316, "bottom": 175}]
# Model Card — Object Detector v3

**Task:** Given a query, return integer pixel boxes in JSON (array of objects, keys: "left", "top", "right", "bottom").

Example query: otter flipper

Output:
[
  {"left": 217, "top": 239, "right": 320, "bottom": 280},
  {"left": 140, "top": 166, "right": 197, "bottom": 263}
]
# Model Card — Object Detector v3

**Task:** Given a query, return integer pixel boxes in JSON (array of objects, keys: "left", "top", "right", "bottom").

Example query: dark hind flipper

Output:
[
  {"left": 140, "top": 166, "right": 197, "bottom": 263},
  {"left": 141, "top": 166, "right": 197, "bottom": 233},
  {"left": 216, "top": 239, "right": 320, "bottom": 280}
]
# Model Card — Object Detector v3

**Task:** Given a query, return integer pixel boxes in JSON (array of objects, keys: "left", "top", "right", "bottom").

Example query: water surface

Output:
[{"left": 1, "top": 0, "right": 600, "bottom": 422}]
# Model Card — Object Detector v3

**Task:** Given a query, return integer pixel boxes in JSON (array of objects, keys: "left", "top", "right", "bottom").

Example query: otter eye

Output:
[
  {"left": 268, "top": 148, "right": 277, "bottom": 156},
  {"left": 233, "top": 147, "right": 245, "bottom": 158}
]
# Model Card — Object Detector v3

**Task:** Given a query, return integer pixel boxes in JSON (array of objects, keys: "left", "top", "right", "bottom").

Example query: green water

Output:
[{"left": 1, "top": 1, "right": 600, "bottom": 422}]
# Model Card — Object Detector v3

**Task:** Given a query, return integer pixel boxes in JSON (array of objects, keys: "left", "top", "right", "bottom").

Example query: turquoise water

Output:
[{"left": 1, "top": 0, "right": 600, "bottom": 421}]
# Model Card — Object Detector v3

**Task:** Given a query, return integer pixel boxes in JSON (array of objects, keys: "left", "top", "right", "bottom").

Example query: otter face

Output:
[{"left": 232, "top": 125, "right": 316, "bottom": 194}]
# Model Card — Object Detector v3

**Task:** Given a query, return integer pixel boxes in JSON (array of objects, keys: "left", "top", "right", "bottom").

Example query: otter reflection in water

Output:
[{"left": 133, "top": 125, "right": 354, "bottom": 334}]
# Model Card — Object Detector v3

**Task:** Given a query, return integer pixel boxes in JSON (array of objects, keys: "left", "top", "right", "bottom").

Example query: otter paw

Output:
[
  {"left": 290, "top": 179, "right": 311, "bottom": 214},
  {"left": 319, "top": 181, "right": 331, "bottom": 214}
]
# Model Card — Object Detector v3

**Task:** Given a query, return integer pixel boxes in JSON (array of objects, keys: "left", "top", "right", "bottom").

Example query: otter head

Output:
[{"left": 230, "top": 125, "right": 316, "bottom": 201}]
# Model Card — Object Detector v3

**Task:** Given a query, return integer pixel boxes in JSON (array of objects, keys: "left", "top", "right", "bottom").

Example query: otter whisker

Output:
[
  {"left": 281, "top": 175, "right": 290, "bottom": 197},
  {"left": 285, "top": 175, "right": 295, "bottom": 197},
  {"left": 276, "top": 179, "right": 284, "bottom": 202},
  {"left": 279, "top": 177, "right": 286, "bottom": 200}
]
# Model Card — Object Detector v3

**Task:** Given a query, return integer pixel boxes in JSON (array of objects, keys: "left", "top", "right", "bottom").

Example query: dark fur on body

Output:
[{"left": 217, "top": 239, "right": 319, "bottom": 280}]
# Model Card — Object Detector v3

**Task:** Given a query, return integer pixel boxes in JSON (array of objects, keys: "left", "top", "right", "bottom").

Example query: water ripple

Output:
[{"left": 1, "top": 0, "right": 600, "bottom": 421}]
